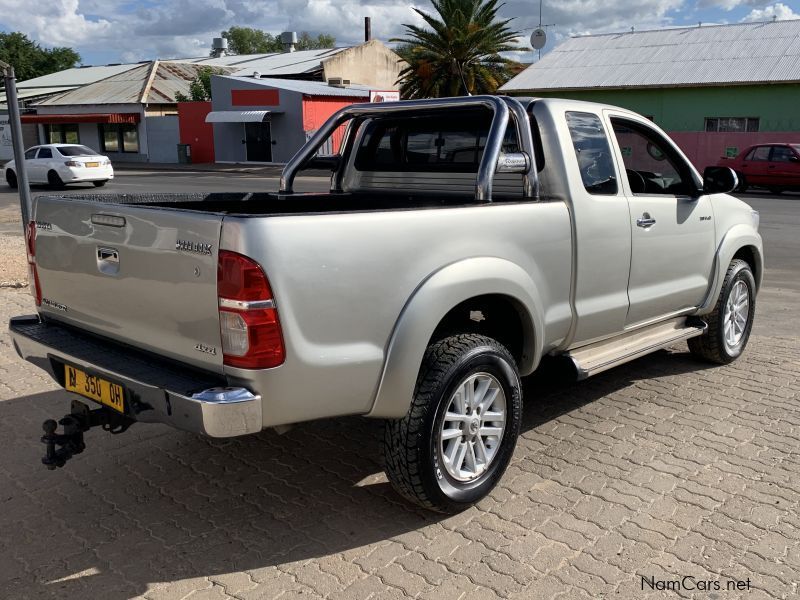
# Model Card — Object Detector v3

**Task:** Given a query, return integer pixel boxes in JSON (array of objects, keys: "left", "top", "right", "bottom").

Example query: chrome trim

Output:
[
  {"left": 500, "top": 96, "right": 539, "bottom": 199},
  {"left": 280, "top": 95, "right": 523, "bottom": 202},
  {"left": 8, "top": 316, "right": 262, "bottom": 438},
  {"left": 218, "top": 298, "right": 275, "bottom": 310}
]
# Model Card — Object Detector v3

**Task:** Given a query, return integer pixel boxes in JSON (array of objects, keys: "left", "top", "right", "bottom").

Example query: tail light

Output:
[
  {"left": 217, "top": 250, "right": 285, "bottom": 369},
  {"left": 26, "top": 221, "right": 41, "bottom": 307}
]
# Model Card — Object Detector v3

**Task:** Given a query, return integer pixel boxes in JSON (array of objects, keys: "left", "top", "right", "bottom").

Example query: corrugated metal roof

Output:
[
  {"left": 15, "top": 63, "right": 144, "bottom": 89},
  {"left": 36, "top": 62, "right": 237, "bottom": 105},
  {"left": 178, "top": 48, "right": 344, "bottom": 74},
  {"left": 0, "top": 86, "right": 74, "bottom": 108},
  {"left": 501, "top": 19, "right": 800, "bottom": 92},
  {"left": 220, "top": 75, "right": 372, "bottom": 97},
  {"left": 205, "top": 110, "right": 274, "bottom": 123}
]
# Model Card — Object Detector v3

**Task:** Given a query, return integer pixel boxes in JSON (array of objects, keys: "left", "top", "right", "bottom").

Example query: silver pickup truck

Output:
[{"left": 9, "top": 96, "right": 762, "bottom": 512}]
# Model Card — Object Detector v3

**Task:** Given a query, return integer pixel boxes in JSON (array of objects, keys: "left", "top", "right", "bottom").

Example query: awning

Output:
[
  {"left": 205, "top": 110, "right": 275, "bottom": 123},
  {"left": 20, "top": 113, "right": 140, "bottom": 124}
]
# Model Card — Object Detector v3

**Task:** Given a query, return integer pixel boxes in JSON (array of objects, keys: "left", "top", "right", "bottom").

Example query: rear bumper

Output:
[
  {"left": 8, "top": 315, "right": 262, "bottom": 437},
  {"left": 63, "top": 166, "right": 114, "bottom": 181}
]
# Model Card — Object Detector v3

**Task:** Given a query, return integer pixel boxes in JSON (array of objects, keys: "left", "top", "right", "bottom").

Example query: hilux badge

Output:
[{"left": 176, "top": 240, "right": 213, "bottom": 255}]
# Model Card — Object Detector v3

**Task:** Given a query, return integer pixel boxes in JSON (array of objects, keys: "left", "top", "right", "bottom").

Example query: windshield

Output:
[{"left": 57, "top": 145, "right": 99, "bottom": 157}]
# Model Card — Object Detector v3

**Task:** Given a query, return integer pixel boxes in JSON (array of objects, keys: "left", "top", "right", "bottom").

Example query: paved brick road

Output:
[{"left": 1, "top": 286, "right": 798, "bottom": 600}]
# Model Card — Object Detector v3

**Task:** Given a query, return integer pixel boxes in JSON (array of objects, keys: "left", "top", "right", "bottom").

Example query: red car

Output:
[{"left": 719, "top": 143, "right": 800, "bottom": 194}]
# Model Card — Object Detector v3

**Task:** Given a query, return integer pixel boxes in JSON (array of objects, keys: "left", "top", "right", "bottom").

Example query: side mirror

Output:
[
  {"left": 702, "top": 166, "right": 738, "bottom": 194},
  {"left": 304, "top": 154, "right": 341, "bottom": 170},
  {"left": 790, "top": 155, "right": 799, "bottom": 163}
]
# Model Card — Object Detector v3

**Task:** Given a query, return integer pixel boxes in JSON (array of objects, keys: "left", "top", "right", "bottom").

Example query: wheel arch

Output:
[
  {"left": 368, "top": 257, "right": 544, "bottom": 419},
  {"left": 697, "top": 225, "right": 763, "bottom": 314}
]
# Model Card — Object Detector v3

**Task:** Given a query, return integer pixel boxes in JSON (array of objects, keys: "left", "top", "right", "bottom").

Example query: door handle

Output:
[{"left": 636, "top": 214, "right": 656, "bottom": 228}]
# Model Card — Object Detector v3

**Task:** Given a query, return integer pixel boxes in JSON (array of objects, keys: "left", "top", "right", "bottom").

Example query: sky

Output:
[{"left": 0, "top": 0, "right": 798, "bottom": 66}]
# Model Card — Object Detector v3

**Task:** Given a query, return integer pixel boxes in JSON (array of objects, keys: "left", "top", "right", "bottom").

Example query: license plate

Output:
[
  {"left": 85, "top": 162, "right": 100, "bottom": 168},
  {"left": 64, "top": 364, "right": 125, "bottom": 412}
]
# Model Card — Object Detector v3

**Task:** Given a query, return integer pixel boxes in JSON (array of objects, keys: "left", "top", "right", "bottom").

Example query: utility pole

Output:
[{"left": 0, "top": 60, "right": 31, "bottom": 232}]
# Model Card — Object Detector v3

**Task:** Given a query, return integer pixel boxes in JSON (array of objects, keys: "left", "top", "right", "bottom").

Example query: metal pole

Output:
[{"left": 0, "top": 60, "right": 32, "bottom": 231}]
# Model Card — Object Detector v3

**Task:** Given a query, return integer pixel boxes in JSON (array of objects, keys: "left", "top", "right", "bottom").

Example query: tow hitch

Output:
[{"left": 41, "top": 400, "right": 134, "bottom": 469}]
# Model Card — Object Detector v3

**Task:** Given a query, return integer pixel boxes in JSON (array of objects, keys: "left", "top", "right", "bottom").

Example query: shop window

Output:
[
  {"left": 45, "top": 124, "right": 79, "bottom": 144},
  {"left": 99, "top": 123, "right": 139, "bottom": 153},
  {"left": 704, "top": 117, "right": 759, "bottom": 133}
]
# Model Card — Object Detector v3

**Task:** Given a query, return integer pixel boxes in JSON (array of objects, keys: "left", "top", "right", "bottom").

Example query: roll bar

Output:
[{"left": 279, "top": 95, "right": 539, "bottom": 202}]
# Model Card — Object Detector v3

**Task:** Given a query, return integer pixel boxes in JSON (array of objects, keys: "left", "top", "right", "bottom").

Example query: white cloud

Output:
[
  {"left": 0, "top": 0, "right": 112, "bottom": 47},
  {"left": 741, "top": 2, "right": 799, "bottom": 20}
]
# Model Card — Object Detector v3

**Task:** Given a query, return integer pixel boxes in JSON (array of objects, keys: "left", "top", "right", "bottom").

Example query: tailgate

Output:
[{"left": 33, "top": 196, "right": 224, "bottom": 373}]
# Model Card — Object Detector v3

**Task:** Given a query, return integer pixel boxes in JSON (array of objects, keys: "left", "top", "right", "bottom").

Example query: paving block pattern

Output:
[{"left": 1, "top": 288, "right": 797, "bottom": 599}]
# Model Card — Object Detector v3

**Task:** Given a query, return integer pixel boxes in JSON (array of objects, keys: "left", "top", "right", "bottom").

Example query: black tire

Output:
[
  {"left": 734, "top": 172, "right": 747, "bottom": 193},
  {"left": 47, "top": 170, "right": 64, "bottom": 189},
  {"left": 383, "top": 334, "right": 522, "bottom": 513},
  {"left": 5, "top": 170, "right": 17, "bottom": 189},
  {"left": 93, "top": 180, "right": 107, "bottom": 187},
  {"left": 688, "top": 259, "right": 756, "bottom": 364}
]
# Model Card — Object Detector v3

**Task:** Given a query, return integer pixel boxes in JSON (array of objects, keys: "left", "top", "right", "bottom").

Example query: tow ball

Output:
[{"left": 41, "top": 400, "right": 134, "bottom": 469}]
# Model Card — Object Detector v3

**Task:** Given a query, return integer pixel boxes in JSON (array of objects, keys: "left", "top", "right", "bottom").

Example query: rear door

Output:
[
  {"left": 33, "top": 197, "right": 225, "bottom": 372},
  {"left": 607, "top": 114, "right": 716, "bottom": 327},
  {"left": 26, "top": 147, "right": 43, "bottom": 182},
  {"left": 741, "top": 145, "right": 770, "bottom": 185}
]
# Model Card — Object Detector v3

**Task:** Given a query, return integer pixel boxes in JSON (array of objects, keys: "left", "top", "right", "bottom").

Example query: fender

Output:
[
  {"left": 368, "top": 257, "right": 545, "bottom": 419},
  {"left": 696, "top": 224, "right": 763, "bottom": 315}
]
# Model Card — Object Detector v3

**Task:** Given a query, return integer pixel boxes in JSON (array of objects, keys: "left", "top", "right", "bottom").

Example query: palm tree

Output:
[{"left": 393, "top": 0, "right": 521, "bottom": 98}]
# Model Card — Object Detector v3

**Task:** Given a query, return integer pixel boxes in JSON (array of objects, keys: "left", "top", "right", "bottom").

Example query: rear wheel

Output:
[
  {"left": 689, "top": 259, "right": 755, "bottom": 364},
  {"left": 5, "top": 170, "right": 17, "bottom": 189},
  {"left": 93, "top": 180, "right": 107, "bottom": 187},
  {"left": 47, "top": 170, "right": 64, "bottom": 188},
  {"left": 383, "top": 334, "right": 522, "bottom": 512}
]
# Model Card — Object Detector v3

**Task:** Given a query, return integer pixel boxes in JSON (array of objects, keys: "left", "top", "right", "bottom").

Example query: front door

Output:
[
  {"left": 608, "top": 115, "right": 716, "bottom": 327},
  {"left": 767, "top": 145, "right": 800, "bottom": 188},
  {"left": 244, "top": 122, "right": 272, "bottom": 162}
]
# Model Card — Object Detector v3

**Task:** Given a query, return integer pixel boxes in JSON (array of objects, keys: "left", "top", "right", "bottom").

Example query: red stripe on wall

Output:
[{"left": 231, "top": 89, "right": 280, "bottom": 106}]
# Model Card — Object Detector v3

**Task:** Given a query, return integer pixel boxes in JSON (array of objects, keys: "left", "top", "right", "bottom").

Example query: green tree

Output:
[
  {"left": 219, "top": 26, "right": 282, "bottom": 54},
  {"left": 392, "top": 0, "right": 521, "bottom": 98},
  {"left": 296, "top": 32, "right": 336, "bottom": 50},
  {"left": 218, "top": 27, "right": 336, "bottom": 55},
  {"left": 174, "top": 67, "right": 222, "bottom": 102},
  {"left": 0, "top": 32, "right": 80, "bottom": 83}
]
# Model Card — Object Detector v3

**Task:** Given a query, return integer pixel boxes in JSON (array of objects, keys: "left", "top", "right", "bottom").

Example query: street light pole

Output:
[{"left": 0, "top": 60, "right": 32, "bottom": 231}]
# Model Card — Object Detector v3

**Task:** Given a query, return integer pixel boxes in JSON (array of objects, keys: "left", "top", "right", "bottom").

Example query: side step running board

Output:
[{"left": 567, "top": 317, "right": 706, "bottom": 380}]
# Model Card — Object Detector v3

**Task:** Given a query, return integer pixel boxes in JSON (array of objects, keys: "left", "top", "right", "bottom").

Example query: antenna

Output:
[{"left": 532, "top": 0, "right": 556, "bottom": 60}]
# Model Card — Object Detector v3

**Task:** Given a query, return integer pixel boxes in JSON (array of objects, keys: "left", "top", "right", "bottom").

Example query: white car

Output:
[{"left": 5, "top": 144, "right": 114, "bottom": 188}]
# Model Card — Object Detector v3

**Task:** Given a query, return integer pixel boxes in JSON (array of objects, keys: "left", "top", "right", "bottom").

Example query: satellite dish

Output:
[{"left": 530, "top": 28, "right": 547, "bottom": 50}]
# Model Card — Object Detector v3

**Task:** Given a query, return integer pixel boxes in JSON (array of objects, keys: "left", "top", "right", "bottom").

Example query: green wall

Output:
[{"left": 523, "top": 84, "right": 800, "bottom": 132}]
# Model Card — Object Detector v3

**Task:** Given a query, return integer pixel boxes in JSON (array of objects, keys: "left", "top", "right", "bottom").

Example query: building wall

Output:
[
  {"left": 178, "top": 101, "right": 215, "bottom": 163},
  {"left": 144, "top": 115, "right": 180, "bottom": 163},
  {"left": 322, "top": 40, "right": 404, "bottom": 89},
  {"left": 302, "top": 96, "right": 365, "bottom": 153},
  {"left": 526, "top": 84, "right": 800, "bottom": 132},
  {"left": 210, "top": 77, "right": 306, "bottom": 163},
  {"left": 33, "top": 103, "right": 148, "bottom": 162}
]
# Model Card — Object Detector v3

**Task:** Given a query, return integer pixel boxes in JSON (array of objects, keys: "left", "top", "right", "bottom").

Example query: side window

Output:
[
  {"left": 611, "top": 118, "right": 692, "bottom": 195},
  {"left": 565, "top": 111, "right": 617, "bottom": 195},
  {"left": 770, "top": 146, "right": 795, "bottom": 162},
  {"left": 24, "top": 148, "right": 38, "bottom": 160},
  {"left": 750, "top": 146, "right": 770, "bottom": 161},
  {"left": 38, "top": 148, "right": 53, "bottom": 159}
]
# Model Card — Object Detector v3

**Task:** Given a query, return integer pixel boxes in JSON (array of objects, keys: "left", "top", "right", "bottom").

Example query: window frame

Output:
[
  {"left": 768, "top": 145, "right": 798, "bottom": 163},
  {"left": 37, "top": 147, "right": 53, "bottom": 159},
  {"left": 44, "top": 123, "right": 80, "bottom": 145},
  {"left": 98, "top": 123, "right": 139, "bottom": 154},
  {"left": 565, "top": 110, "right": 619, "bottom": 196},
  {"left": 704, "top": 117, "right": 760, "bottom": 133},
  {"left": 610, "top": 115, "right": 700, "bottom": 197}
]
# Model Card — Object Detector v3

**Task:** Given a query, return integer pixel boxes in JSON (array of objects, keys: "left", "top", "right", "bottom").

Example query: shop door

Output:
[{"left": 244, "top": 122, "right": 272, "bottom": 162}]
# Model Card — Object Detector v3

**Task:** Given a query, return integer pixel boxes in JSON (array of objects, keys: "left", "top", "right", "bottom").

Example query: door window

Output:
[
  {"left": 37, "top": 148, "right": 53, "bottom": 159},
  {"left": 770, "top": 146, "right": 796, "bottom": 162},
  {"left": 24, "top": 148, "right": 38, "bottom": 159},
  {"left": 565, "top": 112, "right": 617, "bottom": 195},
  {"left": 746, "top": 146, "right": 770, "bottom": 161},
  {"left": 611, "top": 118, "right": 693, "bottom": 195}
]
